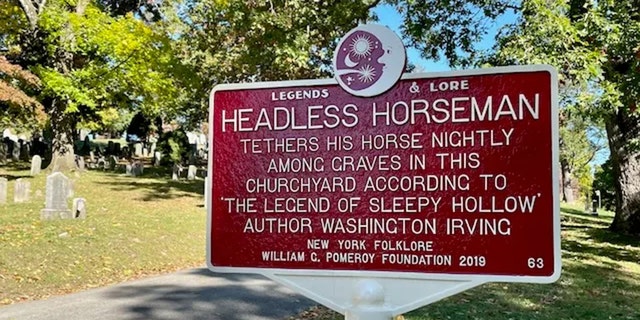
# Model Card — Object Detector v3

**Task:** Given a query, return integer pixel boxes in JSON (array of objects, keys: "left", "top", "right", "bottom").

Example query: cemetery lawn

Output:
[
  {"left": 0, "top": 165, "right": 205, "bottom": 305},
  {"left": 290, "top": 205, "right": 640, "bottom": 320}
]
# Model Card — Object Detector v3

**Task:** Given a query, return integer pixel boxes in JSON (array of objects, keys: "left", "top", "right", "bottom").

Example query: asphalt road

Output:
[{"left": 0, "top": 268, "right": 316, "bottom": 320}]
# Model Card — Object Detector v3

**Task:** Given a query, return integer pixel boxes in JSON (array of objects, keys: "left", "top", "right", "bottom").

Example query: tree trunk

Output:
[
  {"left": 47, "top": 98, "right": 76, "bottom": 172},
  {"left": 560, "top": 159, "right": 575, "bottom": 203},
  {"left": 606, "top": 110, "right": 640, "bottom": 236}
]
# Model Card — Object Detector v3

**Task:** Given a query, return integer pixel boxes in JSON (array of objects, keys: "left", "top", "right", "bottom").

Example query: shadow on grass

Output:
[
  {"left": 0, "top": 161, "right": 32, "bottom": 180},
  {"left": 99, "top": 166, "right": 205, "bottom": 201},
  {"left": 101, "top": 269, "right": 314, "bottom": 320}
]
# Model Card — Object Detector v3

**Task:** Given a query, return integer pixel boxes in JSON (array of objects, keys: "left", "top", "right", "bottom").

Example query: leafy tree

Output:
[
  {"left": 163, "top": 0, "right": 382, "bottom": 124},
  {"left": 0, "top": 55, "right": 45, "bottom": 129},
  {"left": 593, "top": 159, "right": 616, "bottom": 211},
  {"left": 392, "top": 0, "right": 640, "bottom": 235},
  {"left": 559, "top": 110, "right": 605, "bottom": 203},
  {"left": 5, "top": 0, "right": 193, "bottom": 170}
]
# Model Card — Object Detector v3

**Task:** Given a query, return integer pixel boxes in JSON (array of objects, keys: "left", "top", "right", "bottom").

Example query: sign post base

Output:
[{"left": 344, "top": 279, "right": 392, "bottom": 320}]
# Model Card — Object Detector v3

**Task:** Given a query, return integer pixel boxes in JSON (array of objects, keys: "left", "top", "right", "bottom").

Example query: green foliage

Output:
[
  {"left": 162, "top": 0, "right": 379, "bottom": 124},
  {"left": 157, "top": 129, "right": 190, "bottom": 165},
  {"left": 593, "top": 159, "right": 616, "bottom": 211}
]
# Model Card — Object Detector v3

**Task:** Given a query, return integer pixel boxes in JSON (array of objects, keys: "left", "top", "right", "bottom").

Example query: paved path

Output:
[{"left": 0, "top": 268, "right": 316, "bottom": 320}]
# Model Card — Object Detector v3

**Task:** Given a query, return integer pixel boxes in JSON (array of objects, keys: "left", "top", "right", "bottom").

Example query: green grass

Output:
[
  {"left": 291, "top": 204, "right": 640, "bottom": 320},
  {"left": 0, "top": 164, "right": 206, "bottom": 305}
]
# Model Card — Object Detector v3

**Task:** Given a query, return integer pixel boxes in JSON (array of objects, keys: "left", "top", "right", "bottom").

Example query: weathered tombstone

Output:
[
  {"left": 41, "top": 172, "right": 71, "bottom": 220},
  {"left": 19, "top": 141, "right": 30, "bottom": 161},
  {"left": 125, "top": 163, "right": 133, "bottom": 176},
  {"left": 108, "top": 156, "right": 117, "bottom": 170},
  {"left": 106, "top": 141, "right": 114, "bottom": 155},
  {"left": 77, "top": 156, "right": 86, "bottom": 171},
  {"left": 11, "top": 141, "right": 20, "bottom": 161},
  {"left": 134, "top": 143, "right": 143, "bottom": 157},
  {"left": 0, "top": 177, "right": 7, "bottom": 204},
  {"left": 14, "top": 179, "right": 30, "bottom": 203},
  {"left": 172, "top": 164, "right": 181, "bottom": 181},
  {"left": 80, "top": 135, "right": 91, "bottom": 155},
  {"left": 30, "top": 155, "right": 42, "bottom": 176},
  {"left": 142, "top": 148, "right": 148, "bottom": 157},
  {"left": 149, "top": 143, "right": 156, "bottom": 157},
  {"left": 132, "top": 162, "right": 143, "bottom": 176},
  {"left": 114, "top": 143, "right": 121, "bottom": 156},
  {"left": 72, "top": 198, "right": 87, "bottom": 219},
  {"left": 187, "top": 165, "right": 197, "bottom": 180},
  {"left": 89, "top": 151, "right": 96, "bottom": 163},
  {"left": 153, "top": 151, "right": 162, "bottom": 167},
  {"left": 97, "top": 157, "right": 107, "bottom": 170}
]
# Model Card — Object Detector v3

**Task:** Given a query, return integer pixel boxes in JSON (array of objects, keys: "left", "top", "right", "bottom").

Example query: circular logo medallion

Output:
[{"left": 333, "top": 24, "right": 406, "bottom": 97}]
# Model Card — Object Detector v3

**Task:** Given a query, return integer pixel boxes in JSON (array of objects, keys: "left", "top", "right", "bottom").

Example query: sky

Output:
[
  {"left": 373, "top": 5, "right": 610, "bottom": 166},
  {"left": 372, "top": 4, "right": 517, "bottom": 72}
]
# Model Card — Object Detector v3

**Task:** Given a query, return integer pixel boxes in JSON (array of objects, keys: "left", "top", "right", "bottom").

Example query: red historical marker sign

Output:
[{"left": 207, "top": 65, "right": 560, "bottom": 282}]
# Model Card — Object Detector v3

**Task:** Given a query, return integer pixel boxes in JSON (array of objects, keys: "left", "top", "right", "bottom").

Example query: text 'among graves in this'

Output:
[{"left": 211, "top": 74, "right": 555, "bottom": 275}]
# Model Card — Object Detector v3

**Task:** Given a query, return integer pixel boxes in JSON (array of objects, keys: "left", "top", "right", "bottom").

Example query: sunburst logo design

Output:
[
  {"left": 358, "top": 65, "right": 376, "bottom": 82},
  {"left": 350, "top": 35, "right": 374, "bottom": 58},
  {"left": 333, "top": 24, "right": 406, "bottom": 97}
]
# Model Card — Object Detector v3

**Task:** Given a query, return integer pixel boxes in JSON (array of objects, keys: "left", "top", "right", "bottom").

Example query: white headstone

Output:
[
  {"left": 41, "top": 172, "right": 71, "bottom": 220},
  {"left": 132, "top": 162, "right": 143, "bottom": 176},
  {"left": 187, "top": 165, "right": 197, "bottom": 180},
  {"left": 153, "top": 151, "right": 162, "bottom": 167},
  {"left": 14, "top": 179, "right": 30, "bottom": 203},
  {"left": 30, "top": 155, "right": 42, "bottom": 176},
  {"left": 172, "top": 164, "right": 181, "bottom": 181},
  {"left": 125, "top": 163, "right": 133, "bottom": 176},
  {"left": 0, "top": 177, "right": 7, "bottom": 204},
  {"left": 72, "top": 198, "right": 87, "bottom": 219},
  {"left": 134, "top": 143, "right": 143, "bottom": 157}
]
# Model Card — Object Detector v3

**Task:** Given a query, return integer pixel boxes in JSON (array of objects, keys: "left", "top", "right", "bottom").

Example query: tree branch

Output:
[{"left": 16, "top": 0, "right": 39, "bottom": 29}]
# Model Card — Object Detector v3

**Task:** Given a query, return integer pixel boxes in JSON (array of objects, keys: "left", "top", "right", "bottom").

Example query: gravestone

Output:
[
  {"left": 11, "top": 141, "right": 19, "bottom": 161},
  {"left": 0, "top": 177, "right": 7, "bottom": 204},
  {"left": 172, "top": 164, "right": 182, "bottom": 181},
  {"left": 77, "top": 156, "right": 86, "bottom": 171},
  {"left": 121, "top": 146, "right": 129, "bottom": 158},
  {"left": 107, "top": 141, "right": 114, "bottom": 155},
  {"left": 142, "top": 148, "right": 148, "bottom": 157},
  {"left": 41, "top": 172, "right": 72, "bottom": 220},
  {"left": 187, "top": 165, "right": 197, "bottom": 180},
  {"left": 19, "top": 141, "right": 30, "bottom": 161},
  {"left": 114, "top": 143, "right": 122, "bottom": 157},
  {"left": 125, "top": 163, "right": 133, "bottom": 176},
  {"left": 153, "top": 151, "right": 162, "bottom": 167},
  {"left": 149, "top": 143, "right": 156, "bottom": 157},
  {"left": 80, "top": 136, "right": 91, "bottom": 155},
  {"left": 89, "top": 151, "right": 96, "bottom": 163},
  {"left": 30, "top": 155, "right": 42, "bottom": 176},
  {"left": 14, "top": 179, "right": 30, "bottom": 203},
  {"left": 108, "top": 156, "right": 117, "bottom": 170},
  {"left": 134, "top": 143, "right": 143, "bottom": 157},
  {"left": 97, "top": 157, "right": 107, "bottom": 170},
  {"left": 72, "top": 198, "right": 87, "bottom": 219},
  {"left": 132, "top": 162, "right": 143, "bottom": 176}
]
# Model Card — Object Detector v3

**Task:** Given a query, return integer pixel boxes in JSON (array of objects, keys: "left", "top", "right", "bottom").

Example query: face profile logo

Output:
[{"left": 333, "top": 24, "right": 406, "bottom": 97}]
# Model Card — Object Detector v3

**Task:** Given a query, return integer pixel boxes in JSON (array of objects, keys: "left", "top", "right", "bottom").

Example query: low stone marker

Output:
[
  {"left": 41, "top": 172, "right": 71, "bottom": 220},
  {"left": 14, "top": 179, "right": 30, "bottom": 203},
  {"left": 0, "top": 177, "right": 7, "bottom": 204},
  {"left": 132, "top": 162, "right": 143, "bottom": 176},
  {"left": 172, "top": 164, "right": 182, "bottom": 181},
  {"left": 187, "top": 165, "right": 197, "bottom": 180},
  {"left": 125, "top": 163, "right": 133, "bottom": 176},
  {"left": 134, "top": 143, "right": 143, "bottom": 157},
  {"left": 77, "top": 156, "right": 86, "bottom": 171},
  {"left": 30, "top": 155, "right": 42, "bottom": 176},
  {"left": 72, "top": 198, "right": 87, "bottom": 219}
]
